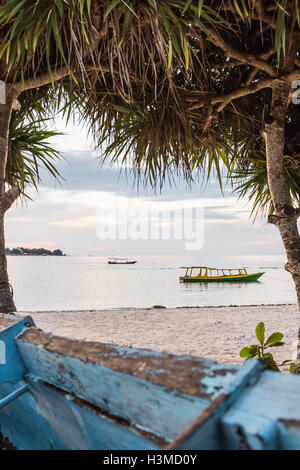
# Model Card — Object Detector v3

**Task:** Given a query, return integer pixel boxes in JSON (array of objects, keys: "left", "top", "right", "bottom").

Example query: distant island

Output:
[{"left": 5, "top": 247, "right": 66, "bottom": 256}]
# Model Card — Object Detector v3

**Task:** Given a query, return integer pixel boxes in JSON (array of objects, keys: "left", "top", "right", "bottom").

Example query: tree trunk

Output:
[
  {"left": 263, "top": 28, "right": 300, "bottom": 371},
  {"left": 0, "top": 85, "right": 19, "bottom": 313},
  {"left": 0, "top": 211, "right": 15, "bottom": 313},
  {"left": 265, "top": 78, "right": 300, "bottom": 370}
]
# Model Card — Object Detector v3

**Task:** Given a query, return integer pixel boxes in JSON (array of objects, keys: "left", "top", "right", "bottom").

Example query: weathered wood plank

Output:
[
  {"left": 167, "top": 359, "right": 262, "bottom": 450},
  {"left": 26, "top": 375, "right": 161, "bottom": 450},
  {"left": 0, "top": 315, "right": 34, "bottom": 383},
  {"left": 16, "top": 328, "right": 239, "bottom": 443},
  {"left": 221, "top": 370, "right": 300, "bottom": 450},
  {"left": 0, "top": 316, "right": 18, "bottom": 330},
  {"left": 0, "top": 377, "right": 160, "bottom": 450},
  {"left": 17, "top": 328, "right": 239, "bottom": 398}
]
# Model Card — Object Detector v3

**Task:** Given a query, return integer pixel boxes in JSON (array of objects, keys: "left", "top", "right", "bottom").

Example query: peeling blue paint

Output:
[{"left": 0, "top": 315, "right": 300, "bottom": 450}]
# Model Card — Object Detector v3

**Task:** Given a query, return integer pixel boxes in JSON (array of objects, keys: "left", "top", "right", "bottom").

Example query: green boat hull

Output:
[{"left": 180, "top": 272, "right": 264, "bottom": 283}]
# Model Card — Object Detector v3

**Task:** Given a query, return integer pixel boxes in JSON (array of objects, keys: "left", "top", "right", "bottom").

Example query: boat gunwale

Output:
[{"left": 180, "top": 272, "right": 264, "bottom": 282}]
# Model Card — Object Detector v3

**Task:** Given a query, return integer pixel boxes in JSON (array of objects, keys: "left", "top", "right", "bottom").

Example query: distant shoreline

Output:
[{"left": 6, "top": 247, "right": 66, "bottom": 256}]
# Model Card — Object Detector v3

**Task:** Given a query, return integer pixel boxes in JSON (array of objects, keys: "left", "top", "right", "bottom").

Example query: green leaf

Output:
[
  {"left": 197, "top": 0, "right": 204, "bottom": 18},
  {"left": 296, "top": 0, "right": 300, "bottom": 27},
  {"left": 255, "top": 322, "right": 265, "bottom": 345},
  {"left": 248, "top": 345, "right": 259, "bottom": 355},
  {"left": 183, "top": 0, "right": 193, "bottom": 14},
  {"left": 290, "top": 363, "right": 296, "bottom": 374},
  {"left": 86, "top": 0, "right": 92, "bottom": 21},
  {"left": 104, "top": 0, "right": 121, "bottom": 18},
  {"left": 261, "top": 353, "right": 280, "bottom": 372},
  {"left": 275, "top": 2, "right": 286, "bottom": 63},
  {"left": 240, "top": 347, "right": 257, "bottom": 358},
  {"left": 265, "top": 332, "right": 284, "bottom": 346},
  {"left": 119, "top": 7, "right": 132, "bottom": 48},
  {"left": 183, "top": 36, "right": 189, "bottom": 69},
  {"left": 233, "top": 0, "right": 244, "bottom": 17},
  {"left": 263, "top": 352, "right": 274, "bottom": 359},
  {"left": 268, "top": 342, "right": 285, "bottom": 347},
  {"left": 240, "top": 0, "right": 249, "bottom": 16}
]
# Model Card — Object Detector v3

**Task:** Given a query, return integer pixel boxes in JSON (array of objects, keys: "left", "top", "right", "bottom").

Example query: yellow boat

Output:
[{"left": 180, "top": 266, "right": 264, "bottom": 283}]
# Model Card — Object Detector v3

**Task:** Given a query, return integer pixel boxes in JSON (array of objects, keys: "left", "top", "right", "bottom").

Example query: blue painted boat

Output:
[{"left": 0, "top": 314, "right": 300, "bottom": 450}]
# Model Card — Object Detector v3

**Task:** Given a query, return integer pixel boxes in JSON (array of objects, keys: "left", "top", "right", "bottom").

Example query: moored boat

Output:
[
  {"left": 108, "top": 257, "right": 137, "bottom": 265},
  {"left": 180, "top": 266, "right": 264, "bottom": 283}
]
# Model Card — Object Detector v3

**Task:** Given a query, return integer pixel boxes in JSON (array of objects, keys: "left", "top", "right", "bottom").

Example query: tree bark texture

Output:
[{"left": 0, "top": 85, "right": 19, "bottom": 313}]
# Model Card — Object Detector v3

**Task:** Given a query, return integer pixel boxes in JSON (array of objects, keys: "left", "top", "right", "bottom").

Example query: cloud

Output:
[
  {"left": 4, "top": 119, "right": 284, "bottom": 257},
  {"left": 5, "top": 179, "right": 283, "bottom": 257}
]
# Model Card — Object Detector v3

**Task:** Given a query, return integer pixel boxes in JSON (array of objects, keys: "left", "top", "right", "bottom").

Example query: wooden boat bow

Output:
[{"left": 0, "top": 315, "right": 299, "bottom": 450}]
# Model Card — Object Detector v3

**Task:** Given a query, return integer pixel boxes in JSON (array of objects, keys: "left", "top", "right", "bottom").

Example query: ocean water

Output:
[{"left": 7, "top": 254, "right": 297, "bottom": 311}]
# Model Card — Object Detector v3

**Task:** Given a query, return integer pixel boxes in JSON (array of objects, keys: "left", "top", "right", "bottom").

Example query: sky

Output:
[{"left": 5, "top": 118, "right": 286, "bottom": 259}]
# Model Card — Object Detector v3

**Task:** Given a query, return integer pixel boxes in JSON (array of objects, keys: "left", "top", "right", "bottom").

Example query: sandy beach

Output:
[{"left": 20, "top": 304, "right": 299, "bottom": 366}]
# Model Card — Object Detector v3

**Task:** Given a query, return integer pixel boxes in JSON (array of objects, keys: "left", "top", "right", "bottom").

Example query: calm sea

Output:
[{"left": 7, "top": 254, "right": 297, "bottom": 311}]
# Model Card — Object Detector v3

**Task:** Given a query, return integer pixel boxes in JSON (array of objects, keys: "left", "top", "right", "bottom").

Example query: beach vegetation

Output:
[{"left": 240, "top": 322, "right": 296, "bottom": 373}]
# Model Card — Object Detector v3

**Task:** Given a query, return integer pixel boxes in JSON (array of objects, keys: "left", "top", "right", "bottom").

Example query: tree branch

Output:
[
  {"left": 204, "top": 24, "right": 277, "bottom": 77},
  {"left": 209, "top": 47, "right": 275, "bottom": 71},
  {"left": 242, "top": 67, "right": 259, "bottom": 88},
  {"left": 13, "top": 21, "right": 107, "bottom": 96},
  {"left": 13, "top": 65, "right": 71, "bottom": 95},
  {"left": 215, "top": 77, "right": 275, "bottom": 112},
  {"left": 0, "top": 186, "right": 20, "bottom": 212},
  {"left": 268, "top": 207, "right": 300, "bottom": 226},
  {"left": 189, "top": 67, "right": 300, "bottom": 115},
  {"left": 285, "top": 69, "right": 300, "bottom": 85},
  {"left": 13, "top": 64, "right": 113, "bottom": 95},
  {"left": 188, "top": 76, "right": 276, "bottom": 112}
]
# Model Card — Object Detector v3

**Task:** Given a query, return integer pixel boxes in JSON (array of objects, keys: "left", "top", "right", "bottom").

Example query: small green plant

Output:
[{"left": 240, "top": 322, "right": 296, "bottom": 373}]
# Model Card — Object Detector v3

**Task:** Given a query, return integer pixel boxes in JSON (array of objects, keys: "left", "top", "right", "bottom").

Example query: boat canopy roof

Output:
[
  {"left": 180, "top": 266, "right": 246, "bottom": 270},
  {"left": 180, "top": 266, "right": 248, "bottom": 274}
]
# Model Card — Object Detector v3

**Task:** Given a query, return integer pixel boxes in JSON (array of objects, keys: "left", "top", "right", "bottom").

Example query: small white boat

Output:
[{"left": 107, "top": 257, "right": 137, "bottom": 265}]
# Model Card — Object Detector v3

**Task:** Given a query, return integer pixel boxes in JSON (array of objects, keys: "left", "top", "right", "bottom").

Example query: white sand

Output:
[{"left": 20, "top": 304, "right": 299, "bottom": 366}]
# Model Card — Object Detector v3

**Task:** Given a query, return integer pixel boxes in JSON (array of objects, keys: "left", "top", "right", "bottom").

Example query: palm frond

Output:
[
  {"left": 233, "top": 153, "right": 300, "bottom": 218},
  {"left": 7, "top": 108, "right": 63, "bottom": 197},
  {"left": 1, "top": 0, "right": 299, "bottom": 214}
]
